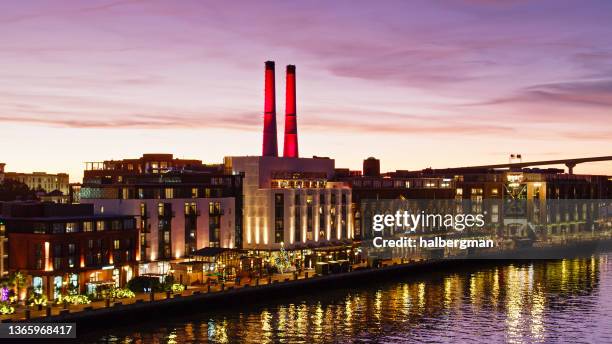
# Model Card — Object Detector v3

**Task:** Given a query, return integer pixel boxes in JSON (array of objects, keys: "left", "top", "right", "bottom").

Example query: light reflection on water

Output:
[{"left": 84, "top": 253, "right": 612, "bottom": 343}]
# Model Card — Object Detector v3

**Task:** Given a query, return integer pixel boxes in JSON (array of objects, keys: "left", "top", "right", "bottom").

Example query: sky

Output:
[{"left": 1, "top": 0, "right": 611, "bottom": 182}]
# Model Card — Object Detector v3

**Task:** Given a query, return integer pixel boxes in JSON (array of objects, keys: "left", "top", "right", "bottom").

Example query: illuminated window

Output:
[{"left": 66, "top": 222, "right": 77, "bottom": 233}]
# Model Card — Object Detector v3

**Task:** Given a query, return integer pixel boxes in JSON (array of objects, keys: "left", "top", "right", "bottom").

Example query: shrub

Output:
[
  {"left": 105, "top": 287, "right": 135, "bottom": 299},
  {"left": 127, "top": 276, "right": 162, "bottom": 293},
  {"left": 171, "top": 284, "right": 185, "bottom": 293},
  {"left": 0, "top": 302, "right": 15, "bottom": 315},
  {"left": 27, "top": 293, "right": 47, "bottom": 306},
  {"left": 56, "top": 293, "right": 90, "bottom": 305}
]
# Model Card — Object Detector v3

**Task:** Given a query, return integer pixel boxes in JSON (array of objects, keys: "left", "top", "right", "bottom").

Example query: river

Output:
[{"left": 81, "top": 252, "right": 612, "bottom": 343}]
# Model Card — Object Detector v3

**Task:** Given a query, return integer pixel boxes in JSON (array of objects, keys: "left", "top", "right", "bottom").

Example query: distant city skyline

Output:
[{"left": 1, "top": 0, "right": 611, "bottom": 182}]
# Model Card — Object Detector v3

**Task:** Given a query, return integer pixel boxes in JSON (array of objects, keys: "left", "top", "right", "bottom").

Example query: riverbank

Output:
[{"left": 3, "top": 237, "right": 611, "bottom": 330}]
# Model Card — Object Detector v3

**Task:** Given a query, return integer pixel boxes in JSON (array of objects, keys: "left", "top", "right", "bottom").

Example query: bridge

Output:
[{"left": 454, "top": 155, "right": 612, "bottom": 174}]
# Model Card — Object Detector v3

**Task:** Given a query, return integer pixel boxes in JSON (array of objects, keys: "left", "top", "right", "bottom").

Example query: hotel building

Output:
[{"left": 79, "top": 154, "right": 243, "bottom": 275}]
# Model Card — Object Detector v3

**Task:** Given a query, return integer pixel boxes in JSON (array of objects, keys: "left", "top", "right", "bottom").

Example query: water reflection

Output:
[{"left": 85, "top": 253, "right": 612, "bottom": 343}]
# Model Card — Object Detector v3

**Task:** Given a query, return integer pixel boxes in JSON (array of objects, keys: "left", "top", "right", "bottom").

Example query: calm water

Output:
[{"left": 82, "top": 253, "right": 612, "bottom": 343}]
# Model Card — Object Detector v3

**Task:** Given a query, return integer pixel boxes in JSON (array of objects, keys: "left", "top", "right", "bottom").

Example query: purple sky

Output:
[{"left": 1, "top": 0, "right": 611, "bottom": 181}]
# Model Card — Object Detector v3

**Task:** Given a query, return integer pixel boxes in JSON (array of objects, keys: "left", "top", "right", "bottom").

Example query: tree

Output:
[{"left": 0, "top": 180, "right": 38, "bottom": 201}]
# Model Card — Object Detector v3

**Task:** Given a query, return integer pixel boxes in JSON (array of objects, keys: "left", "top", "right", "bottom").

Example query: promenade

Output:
[{"left": 2, "top": 236, "right": 611, "bottom": 326}]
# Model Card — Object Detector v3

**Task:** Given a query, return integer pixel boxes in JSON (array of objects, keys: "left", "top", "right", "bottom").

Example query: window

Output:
[
  {"left": 66, "top": 222, "right": 77, "bottom": 233},
  {"left": 209, "top": 202, "right": 221, "bottom": 215},
  {"left": 184, "top": 202, "right": 197, "bottom": 215},
  {"left": 294, "top": 194, "right": 301, "bottom": 243},
  {"left": 33, "top": 277, "right": 43, "bottom": 295},
  {"left": 209, "top": 216, "right": 220, "bottom": 247},
  {"left": 341, "top": 194, "right": 348, "bottom": 239},
  {"left": 123, "top": 219, "right": 134, "bottom": 230},
  {"left": 185, "top": 205, "right": 197, "bottom": 254},
  {"left": 53, "top": 244, "right": 62, "bottom": 257},
  {"left": 113, "top": 240, "right": 120, "bottom": 250},
  {"left": 34, "top": 244, "right": 43, "bottom": 270},
  {"left": 68, "top": 243, "right": 76, "bottom": 255},
  {"left": 52, "top": 223, "right": 64, "bottom": 234},
  {"left": 275, "top": 193, "right": 284, "bottom": 243},
  {"left": 165, "top": 188, "right": 174, "bottom": 199},
  {"left": 96, "top": 221, "right": 105, "bottom": 231},
  {"left": 83, "top": 221, "right": 93, "bottom": 232},
  {"left": 306, "top": 195, "right": 314, "bottom": 240},
  {"left": 53, "top": 257, "right": 62, "bottom": 270}
]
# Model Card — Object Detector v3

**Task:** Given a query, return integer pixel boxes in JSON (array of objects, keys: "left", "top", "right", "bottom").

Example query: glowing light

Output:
[
  {"left": 283, "top": 65, "right": 298, "bottom": 158},
  {"left": 246, "top": 218, "right": 252, "bottom": 244},
  {"left": 255, "top": 217, "right": 260, "bottom": 245},
  {"left": 44, "top": 241, "right": 52, "bottom": 271},
  {"left": 262, "top": 61, "right": 278, "bottom": 157}
]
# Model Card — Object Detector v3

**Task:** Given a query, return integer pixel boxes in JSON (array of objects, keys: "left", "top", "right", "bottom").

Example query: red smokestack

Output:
[
  {"left": 283, "top": 65, "right": 298, "bottom": 158},
  {"left": 262, "top": 61, "right": 278, "bottom": 157}
]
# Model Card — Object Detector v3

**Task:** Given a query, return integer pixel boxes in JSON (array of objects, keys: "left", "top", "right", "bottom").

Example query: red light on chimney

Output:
[
  {"left": 283, "top": 65, "right": 299, "bottom": 158},
  {"left": 262, "top": 61, "right": 278, "bottom": 157}
]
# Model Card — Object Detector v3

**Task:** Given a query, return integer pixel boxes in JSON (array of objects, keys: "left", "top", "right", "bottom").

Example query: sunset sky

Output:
[{"left": 1, "top": 0, "right": 611, "bottom": 182}]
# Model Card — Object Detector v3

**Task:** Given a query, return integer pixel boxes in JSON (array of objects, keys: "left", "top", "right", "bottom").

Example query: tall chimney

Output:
[
  {"left": 262, "top": 61, "right": 278, "bottom": 157},
  {"left": 283, "top": 65, "right": 299, "bottom": 158}
]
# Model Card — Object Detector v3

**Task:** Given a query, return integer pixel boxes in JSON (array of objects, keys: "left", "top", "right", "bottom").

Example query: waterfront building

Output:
[
  {"left": 335, "top": 162, "right": 456, "bottom": 240},
  {"left": 0, "top": 201, "right": 138, "bottom": 300},
  {"left": 344, "top": 159, "right": 611, "bottom": 249},
  {"left": 79, "top": 154, "right": 243, "bottom": 276},
  {"left": 225, "top": 156, "right": 353, "bottom": 251}
]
